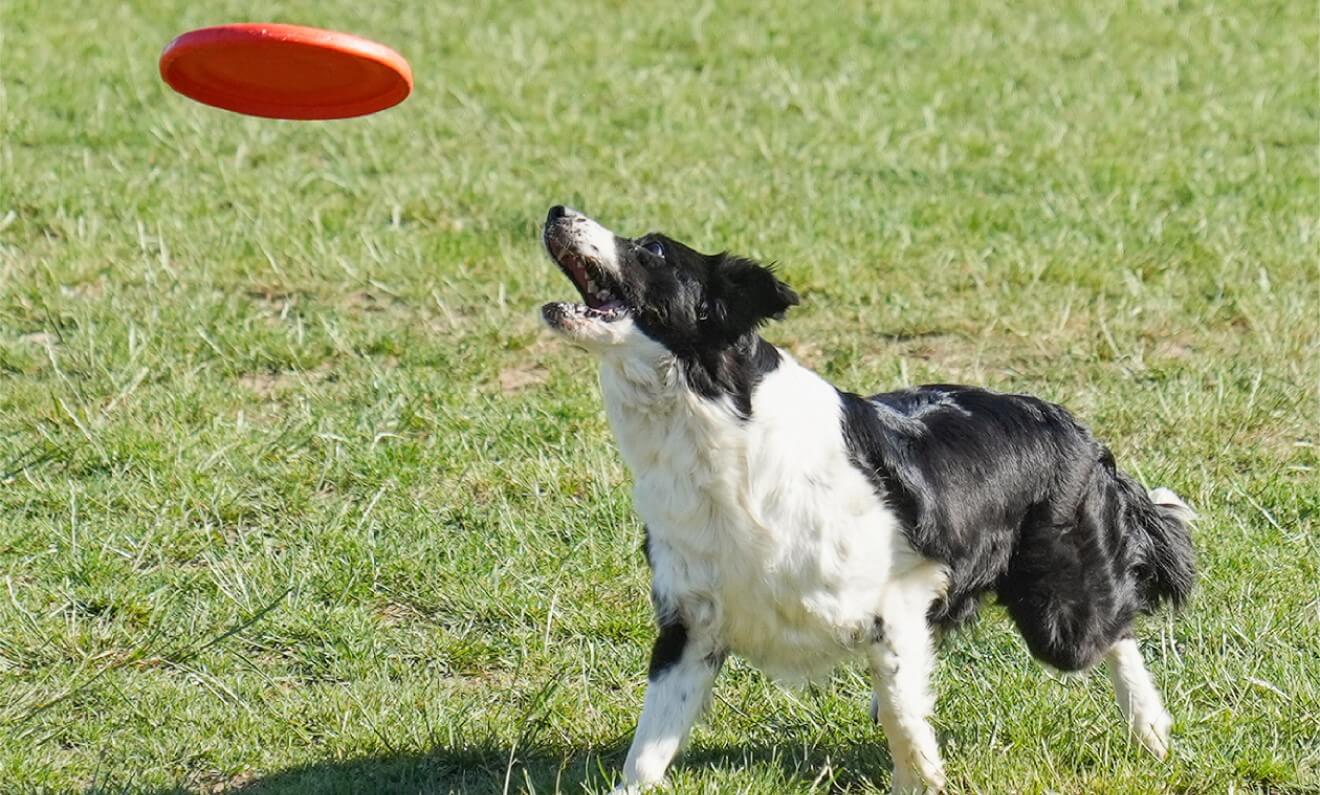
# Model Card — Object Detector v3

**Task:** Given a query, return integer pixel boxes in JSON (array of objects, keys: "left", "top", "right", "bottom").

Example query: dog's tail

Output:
[{"left": 1117, "top": 476, "right": 1197, "bottom": 610}]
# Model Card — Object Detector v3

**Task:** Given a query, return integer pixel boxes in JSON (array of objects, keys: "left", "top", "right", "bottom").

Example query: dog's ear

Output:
[{"left": 709, "top": 255, "right": 800, "bottom": 337}]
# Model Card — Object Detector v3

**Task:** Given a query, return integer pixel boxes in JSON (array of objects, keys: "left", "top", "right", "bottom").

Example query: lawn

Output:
[{"left": 1, "top": 0, "right": 1317, "bottom": 792}]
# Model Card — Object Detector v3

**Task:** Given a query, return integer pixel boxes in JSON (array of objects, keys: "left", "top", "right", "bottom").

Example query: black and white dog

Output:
[{"left": 539, "top": 206, "right": 1195, "bottom": 793}]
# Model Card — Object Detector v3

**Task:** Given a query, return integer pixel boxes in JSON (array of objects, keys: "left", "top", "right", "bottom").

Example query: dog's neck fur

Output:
[
  {"left": 599, "top": 347, "right": 721, "bottom": 474},
  {"left": 595, "top": 333, "right": 774, "bottom": 493}
]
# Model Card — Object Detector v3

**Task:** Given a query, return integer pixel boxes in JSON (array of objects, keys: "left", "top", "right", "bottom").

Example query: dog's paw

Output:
[
  {"left": 890, "top": 764, "right": 945, "bottom": 795},
  {"left": 1131, "top": 706, "right": 1172, "bottom": 759},
  {"left": 612, "top": 773, "right": 662, "bottom": 794},
  {"left": 612, "top": 782, "right": 662, "bottom": 795}
]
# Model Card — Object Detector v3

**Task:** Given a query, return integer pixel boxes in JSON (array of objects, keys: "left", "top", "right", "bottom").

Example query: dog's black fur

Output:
[{"left": 841, "top": 384, "right": 1195, "bottom": 670}]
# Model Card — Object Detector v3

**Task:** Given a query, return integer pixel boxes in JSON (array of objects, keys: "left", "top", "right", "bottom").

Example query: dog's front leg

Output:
[
  {"left": 868, "top": 600, "right": 946, "bottom": 794},
  {"left": 617, "top": 616, "right": 723, "bottom": 792}
]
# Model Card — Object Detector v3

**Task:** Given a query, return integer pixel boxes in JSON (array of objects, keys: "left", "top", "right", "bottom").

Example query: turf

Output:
[{"left": 1, "top": 0, "right": 1317, "bottom": 792}]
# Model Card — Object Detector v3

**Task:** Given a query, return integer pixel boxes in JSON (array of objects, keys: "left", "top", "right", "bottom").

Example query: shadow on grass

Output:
[{"left": 148, "top": 739, "right": 897, "bottom": 794}]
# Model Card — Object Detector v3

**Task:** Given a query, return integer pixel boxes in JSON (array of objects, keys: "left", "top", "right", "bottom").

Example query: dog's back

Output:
[{"left": 845, "top": 384, "right": 1196, "bottom": 670}]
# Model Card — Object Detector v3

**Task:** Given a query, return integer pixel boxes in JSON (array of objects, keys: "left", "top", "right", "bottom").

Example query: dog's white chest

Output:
[{"left": 602, "top": 353, "right": 909, "bottom": 680}]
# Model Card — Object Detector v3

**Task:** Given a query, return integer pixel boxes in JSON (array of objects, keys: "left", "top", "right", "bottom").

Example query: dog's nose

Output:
[{"left": 547, "top": 205, "right": 579, "bottom": 222}]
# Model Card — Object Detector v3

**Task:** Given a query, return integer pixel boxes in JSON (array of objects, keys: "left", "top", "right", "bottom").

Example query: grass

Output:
[{"left": 1, "top": 0, "right": 1317, "bottom": 792}]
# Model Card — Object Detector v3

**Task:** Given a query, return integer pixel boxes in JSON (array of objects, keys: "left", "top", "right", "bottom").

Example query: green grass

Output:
[{"left": 2, "top": 0, "right": 1317, "bottom": 792}]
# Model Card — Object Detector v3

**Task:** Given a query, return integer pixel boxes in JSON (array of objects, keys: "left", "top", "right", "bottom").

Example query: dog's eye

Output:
[{"left": 641, "top": 240, "right": 665, "bottom": 259}]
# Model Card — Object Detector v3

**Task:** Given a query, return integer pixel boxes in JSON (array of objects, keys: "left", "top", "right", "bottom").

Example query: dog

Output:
[{"left": 538, "top": 205, "right": 1195, "bottom": 793}]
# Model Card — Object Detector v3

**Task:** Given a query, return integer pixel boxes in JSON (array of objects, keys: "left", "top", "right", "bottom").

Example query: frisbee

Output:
[{"left": 160, "top": 23, "right": 412, "bottom": 120}]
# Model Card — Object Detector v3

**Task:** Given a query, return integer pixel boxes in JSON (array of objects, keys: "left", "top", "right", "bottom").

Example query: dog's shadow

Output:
[{"left": 139, "top": 739, "right": 897, "bottom": 794}]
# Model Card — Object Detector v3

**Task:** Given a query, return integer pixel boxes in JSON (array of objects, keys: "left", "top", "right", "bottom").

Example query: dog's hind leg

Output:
[
  {"left": 618, "top": 616, "right": 723, "bottom": 792},
  {"left": 867, "top": 567, "right": 948, "bottom": 794},
  {"left": 1104, "top": 636, "right": 1173, "bottom": 758}
]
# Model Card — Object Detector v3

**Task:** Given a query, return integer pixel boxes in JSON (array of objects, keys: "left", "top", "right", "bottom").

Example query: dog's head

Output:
[{"left": 540, "top": 206, "right": 798, "bottom": 355}]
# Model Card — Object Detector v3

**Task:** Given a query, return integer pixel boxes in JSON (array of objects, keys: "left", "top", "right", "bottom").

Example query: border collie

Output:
[{"left": 539, "top": 205, "right": 1195, "bottom": 793}]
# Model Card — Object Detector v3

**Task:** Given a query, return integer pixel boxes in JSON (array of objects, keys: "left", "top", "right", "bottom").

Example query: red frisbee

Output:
[{"left": 160, "top": 23, "right": 412, "bottom": 120}]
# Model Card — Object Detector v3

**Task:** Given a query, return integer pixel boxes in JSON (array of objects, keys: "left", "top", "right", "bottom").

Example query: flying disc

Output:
[{"left": 160, "top": 23, "right": 412, "bottom": 120}]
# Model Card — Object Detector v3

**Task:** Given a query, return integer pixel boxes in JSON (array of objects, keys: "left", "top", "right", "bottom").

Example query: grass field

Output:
[{"left": 2, "top": 0, "right": 1318, "bottom": 792}]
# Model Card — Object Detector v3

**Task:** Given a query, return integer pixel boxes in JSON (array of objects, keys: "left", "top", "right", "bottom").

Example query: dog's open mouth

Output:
[{"left": 544, "top": 235, "right": 630, "bottom": 322}]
